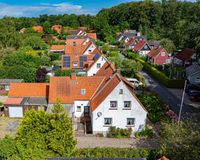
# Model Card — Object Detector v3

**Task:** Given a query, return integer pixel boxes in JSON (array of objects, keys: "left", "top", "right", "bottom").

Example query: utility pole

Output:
[{"left": 178, "top": 80, "right": 187, "bottom": 124}]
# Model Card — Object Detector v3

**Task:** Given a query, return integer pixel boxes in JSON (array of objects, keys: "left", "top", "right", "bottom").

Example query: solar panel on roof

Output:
[
  {"left": 63, "top": 56, "right": 70, "bottom": 68},
  {"left": 80, "top": 56, "right": 87, "bottom": 67}
]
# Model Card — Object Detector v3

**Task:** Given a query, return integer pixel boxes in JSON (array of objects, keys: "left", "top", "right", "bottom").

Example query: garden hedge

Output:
[{"left": 136, "top": 58, "right": 185, "bottom": 88}]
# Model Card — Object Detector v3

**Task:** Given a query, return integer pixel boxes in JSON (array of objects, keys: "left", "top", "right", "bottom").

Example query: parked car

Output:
[
  {"left": 126, "top": 78, "right": 143, "bottom": 87},
  {"left": 188, "top": 90, "right": 200, "bottom": 102}
]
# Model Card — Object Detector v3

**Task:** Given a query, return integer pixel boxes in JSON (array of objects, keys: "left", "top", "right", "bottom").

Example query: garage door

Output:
[{"left": 9, "top": 107, "right": 23, "bottom": 118}]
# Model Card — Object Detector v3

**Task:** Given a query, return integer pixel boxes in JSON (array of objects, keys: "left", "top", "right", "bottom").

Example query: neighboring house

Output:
[
  {"left": 147, "top": 40, "right": 160, "bottom": 49},
  {"left": 0, "top": 79, "right": 23, "bottom": 91},
  {"left": 4, "top": 83, "right": 49, "bottom": 117},
  {"left": 147, "top": 47, "right": 171, "bottom": 65},
  {"left": 133, "top": 41, "right": 151, "bottom": 56},
  {"left": 87, "top": 33, "right": 97, "bottom": 41},
  {"left": 117, "top": 30, "right": 144, "bottom": 43},
  {"left": 186, "top": 62, "right": 200, "bottom": 85},
  {"left": 124, "top": 38, "right": 138, "bottom": 49},
  {"left": 50, "top": 45, "right": 65, "bottom": 54},
  {"left": 32, "top": 26, "right": 43, "bottom": 33},
  {"left": 174, "top": 48, "right": 196, "bottom": 66},
  {"left": 52, "top": 25, "right": 62, "bottom": 33},
  {"left": 6, "top": 74, "right": 147, "bottom": 136}
]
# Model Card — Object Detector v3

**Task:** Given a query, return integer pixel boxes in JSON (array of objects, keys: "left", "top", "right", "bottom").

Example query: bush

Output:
[
  {"left": 135, "top": 126, "right": 154, "bottom": 138},
  {"left": 72, "top": 148, "right": 150, "bottom": 158},
  {"left": 54, "top": 69, "right": 72, "bottom": 76},
  {"left": 107, "top": 126, "right": 132, "bottom": 138},
  {"left": 49, "top": 52, "right": 61, "bottom": 61}
]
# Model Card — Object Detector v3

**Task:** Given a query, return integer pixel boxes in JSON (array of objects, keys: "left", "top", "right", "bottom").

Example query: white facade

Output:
[
  {"left": 84, "top": 43, "right": 96, "bottom": 55},
  {"left": 91, "top": 81, "right": 147, "bottom": 135},
  {"left": 138, "top": 50, "right": 150, "bottom": 56},
  {"left": 8, "top": 106, "right": 23, "bottom": 118},
  {"left": 87, "top": 56, "right": 107, "bottom": 76},
  {"left": 74, "top": 100, "right": 90, "bottom": 118}
]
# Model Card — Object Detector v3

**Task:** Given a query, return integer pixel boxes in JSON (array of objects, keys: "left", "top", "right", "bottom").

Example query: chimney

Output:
[{"left": 71, "top": 73, "right": 77, "bottom": 80}]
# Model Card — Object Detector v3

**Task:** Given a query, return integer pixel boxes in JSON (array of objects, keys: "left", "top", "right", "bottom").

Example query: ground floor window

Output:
[
  {"left": 104, "top": 118, "right": 112, "bottom": 126},
  {"left": 76, "top": 106, "right": 81, "bottom": 112},
  {"left": 127, "top": 118, "right": 135, "bottom": 126}
]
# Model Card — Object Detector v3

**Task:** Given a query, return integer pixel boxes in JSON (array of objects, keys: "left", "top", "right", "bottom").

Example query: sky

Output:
[{"left": 0, "top": 0, "right": 136, "bottom": 17}]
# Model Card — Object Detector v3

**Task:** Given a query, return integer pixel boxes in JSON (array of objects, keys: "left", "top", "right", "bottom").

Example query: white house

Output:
[
  {"left": 133, "top": 41, "right": 151, "bottom": 56},
  {"left": 90, "top": 74, "right": 147, "bottom": 136}
]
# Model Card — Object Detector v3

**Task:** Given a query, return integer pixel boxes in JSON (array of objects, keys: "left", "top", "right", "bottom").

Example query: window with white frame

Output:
[
  {"left": 104, "top": 118, "right": 112, "bottom": 126},
  {"left": 77, "top": 106, "right": 81, "bottom": 112},
  {"left": 80, "top": 89, "right": 86, "bottom": 95},
  {"left": 110, "top": 101, "right": 117, "bottom": 108},
  {"left": 127, "top": 118, "right": 135, "bottom": 126},
  {"left": 124, "top": 101, "right": 131, "bottom": 108},
  {"left": 119, "top": 89, "right": 123, "bottom": 94},
  {"left": 161, "top": 52, "right": 165, "bottom": 56},
  {"left": 97, "top": 63, "right": 101, "bottom": 68}
]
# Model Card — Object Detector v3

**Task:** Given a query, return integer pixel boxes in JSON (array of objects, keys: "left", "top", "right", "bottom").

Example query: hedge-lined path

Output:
[{"left": 76, "top": 136, "right": 160, "bottom": 148}]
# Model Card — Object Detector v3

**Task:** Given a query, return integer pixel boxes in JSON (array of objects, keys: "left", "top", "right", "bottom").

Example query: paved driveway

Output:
[{"left": 76, "top": 136, "right": 159, "bottom": 149}]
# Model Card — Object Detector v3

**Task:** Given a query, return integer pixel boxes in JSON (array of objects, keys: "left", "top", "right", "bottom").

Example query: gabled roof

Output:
[
  {"left": 133, "top": 41, "right": 149, "bottom": 51},
  {"left": 90, "top": 74, "right": 121, "bottom": 111},
  {"left": 87, "top": 33, "right": 97, "bottom": 40},
  {"left": 65, "top": 37, "right": 88, "bottom": 46},
  {"left": 49, "top": 76, "right": 105, "bottom": 104},
  {"left": 8, "top": 83, "right": 49, "bottom": 97},
  {"left": 148, "top": 47, "right": 167, "bottom": 58},
  {"left": 65, "top": 44, "right": 90, "bottom": 55},
  {"left": 50, "top": 45, "right": 65, "bottom": 51},
  {"left": 175, "top": 48, "right": 195, "bottom": 61},
  {"left": 124, "top": 38, "right": 137, "bottom": 47},
  {"left": 186, "top": 62, "right": 200, "bottom": 76},
  {"left": 4, "top": 98, "right": 23, "bottom": 105},
  {"left": 52, "top": 25, "right": 62, "bottom": 33}
]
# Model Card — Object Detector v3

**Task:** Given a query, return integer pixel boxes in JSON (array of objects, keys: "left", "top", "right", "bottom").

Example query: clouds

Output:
[{"left": 0, "top": 2, "right": 93, "bottom": 17}]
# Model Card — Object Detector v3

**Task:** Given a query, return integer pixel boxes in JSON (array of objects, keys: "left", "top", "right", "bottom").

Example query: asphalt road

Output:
[{"left": 140, "top": 70, "right": 200, "bottom": 120}]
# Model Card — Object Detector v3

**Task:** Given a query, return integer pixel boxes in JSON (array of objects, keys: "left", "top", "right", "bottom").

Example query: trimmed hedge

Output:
[
  {"left": 72, "top": 148, "right": 150, "bottom": 158},
  {"left": 136, "top": 58, "right": 185, "bottom": 88}
]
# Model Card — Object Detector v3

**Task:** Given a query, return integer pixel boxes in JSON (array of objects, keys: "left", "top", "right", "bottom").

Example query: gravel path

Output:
[{"left": 76, "top": 136, "right": 160, "bottom": 149}]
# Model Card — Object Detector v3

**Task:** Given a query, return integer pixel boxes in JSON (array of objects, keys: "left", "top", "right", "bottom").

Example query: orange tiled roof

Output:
[
  {"left": 87, "top": 33, "right": 97, "bottom": 40},
  {"left": 4, "top": 98, "right": 23, "bottom": 105},
  {"left": 50, "top": 45, "right": 65, "bottom": 51},
  {"left": 65, "top": 38, "right": 87, "bottom": 46},
  {"left": 65, "top": 42, "right": 93, "bottom": 55},
  {"left": 148, "top": 47, "right": 167, "bottom": 58},
  {"left": 91, "top": 74, "right": 121, "bottom": 111},
  {"left": 49, "top": 76, "right": 105, "bottom": 104},
  {"left": 79, "top": 26, "right": 87, "bottom": 31},
  {"left": 124, "top": 38, "right": 137, "bottom": 47},
  {"left": 8, "top": 83, "right": 49, "bottom": 97},
  {"left": 32, "top": 26, "right": 43, "bottom": 33},
  {"left": 52, "top": 25, "right": 62, "bottom": 33},
  {"left": 133, "top": 41, "right": 148, "bottom": 51}
]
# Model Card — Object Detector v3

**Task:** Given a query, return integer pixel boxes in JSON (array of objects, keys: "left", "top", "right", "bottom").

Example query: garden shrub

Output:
[
  {"left": 107, "top": 126, "right": 132, "bottom": 138},
  {"left": 135, "top": 126, "right": 154, "bottom": 138}
]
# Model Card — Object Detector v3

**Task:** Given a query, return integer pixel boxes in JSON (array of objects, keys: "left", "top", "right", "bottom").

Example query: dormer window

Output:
[
  {"left": 97, "top": 63, "right": 101, "bottom": 68},
  {"left": 81, "top": 89, "right": 86, "bottom": 95},
  {"left": 73, "top": 41, "right": 76, "bottom": 46}
]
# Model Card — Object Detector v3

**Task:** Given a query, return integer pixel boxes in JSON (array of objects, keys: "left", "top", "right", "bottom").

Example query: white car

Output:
[{"left": 126, "top": 78, "right": 143, "bottom": 86}]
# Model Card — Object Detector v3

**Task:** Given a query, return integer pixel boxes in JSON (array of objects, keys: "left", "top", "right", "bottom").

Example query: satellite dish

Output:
[{"left": 97, "top": 112, "right": 102, "bottom": 117}]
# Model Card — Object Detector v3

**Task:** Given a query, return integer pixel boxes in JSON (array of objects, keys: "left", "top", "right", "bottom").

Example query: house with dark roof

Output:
[
  {"left": 133, "top": 41, "right": 151, "bottom": 56},
  {"left": 186, "top": 62, "right": 200, "bottom": 85},
  {"left": 147, "top": 47, "right": 171, "bottom": 65},
  {"left": 6, "top": 74, "right": 147, "bottom": 136},
  {"left": 174, "top": 48, "right": 196, "bottom": 66}
]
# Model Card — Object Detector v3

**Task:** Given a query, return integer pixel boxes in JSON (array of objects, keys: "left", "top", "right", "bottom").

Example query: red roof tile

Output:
[
  {"left": 175, "top": 48, "right": 195, "bottom": 61},
  {"left": 32, "top": 26, "right": 43, "bottom": 33},
  {"left": 49, "top": 76, "right": 105, "bottom": 104},
  {"left": 52, "top": 25, "right": 62, "bottom": 33},
  {"left": 133, "top": 41, "right": 148, "bottom": 51},
  {"left": 50, "top": 45, "right": 65, "bottom": 51},
  {"left": 87, "top": 33, "right": 97, "bottom": 40},
  {"left": 8, "top": 83, "right": 49, "bottom": 97},
  {"left": 4, "top": 98, "right": 23, "bottom": 105},
  {"left": 148, "top": 47, "right": 167, "bottom": 58},
  {"left": 124, "top": 38, "right": 137, "bottom": 47}
]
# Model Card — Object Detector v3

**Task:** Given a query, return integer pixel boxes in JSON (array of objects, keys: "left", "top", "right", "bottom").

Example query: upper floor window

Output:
[
  {"left": 124, "top": 101, "right": 131, "bottom": 108},
  {"left": 119, "top": 89, "right": 123, "bottom": 94},
  {"left": 73, "top": 41, "right": 76, "bottom": 46},
  {"left": 73, "top": 61, "right": 78, "bottom": 67},
  {"left": 110, "top": 101, "right": 117, "bottom": 108},
  {"left": 97, "top": 63, "right": 101, "bottom": 68},
  {"left": 77, "top": 106, "right": 81, "bottom": 112},
  {"left": 161, "top": 52, "right": 165, "bottom": 56}
]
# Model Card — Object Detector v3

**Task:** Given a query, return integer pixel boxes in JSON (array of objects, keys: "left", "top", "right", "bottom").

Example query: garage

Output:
[{"left": 8, "top": 106, "right": 23, "bottom": 118}]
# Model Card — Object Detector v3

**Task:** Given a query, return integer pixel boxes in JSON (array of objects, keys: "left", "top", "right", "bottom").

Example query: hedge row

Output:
[
  {"left": 136, "top": 58, "right": 185, "bottom": 88},
  {"left": 72, "top": 148, "right": 151, "bottom": 158}
]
